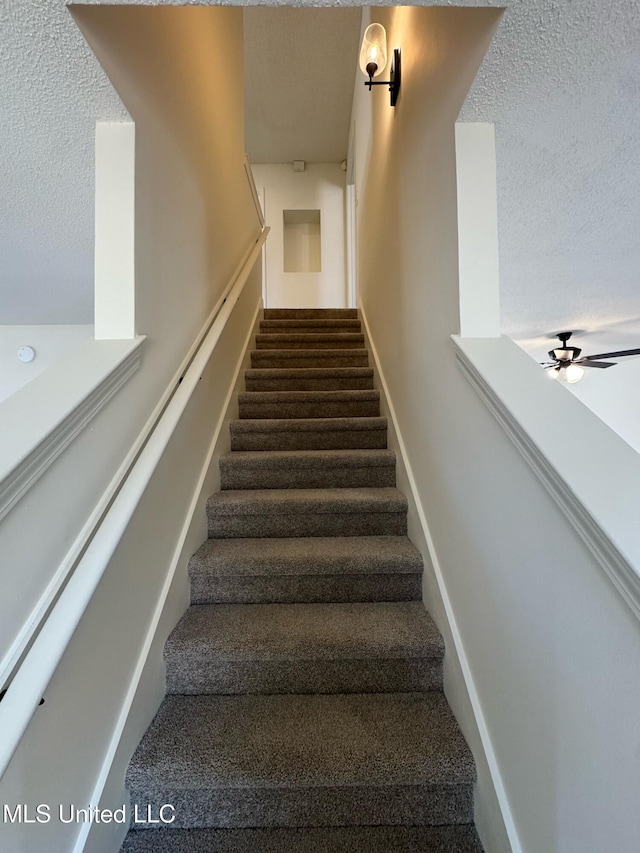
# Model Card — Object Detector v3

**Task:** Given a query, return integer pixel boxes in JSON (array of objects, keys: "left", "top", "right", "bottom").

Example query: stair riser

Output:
[
  {"left": 246, "top": 376, "right": 374, "bottom": 391},
  {"left": 220, "top": 465, "right": 395, "bottom": 490},
  {"left": 128, "top": 784, "right": 474, "bottom": 829},
  {"left": 255, "top": 336, "right": 365, "bottom": 350},
  {"left": 208, "top": 512, "right": 407, "bottom": 539},
  {"left": 251, "top": 353, "right": 369, "bottom": 369},
  {"left": 260, "top": 321, "right": 362, "bottom": 333},
  {"left": 238, "top": 400, "right": 380, "bottom": 420},
  {"left": 121, "top": 825, "right": 484, "bottom": 853},
  {"left": 189, "top": 574, "right": 422, "bottom": 605},
  {"left": 231, "top": 430, "right": 387, "bottom": 452},
  {"left": 166, "top": 658, "right": 443, "bottom": 695},
  {"left": 264, "top": 309, "right": 358, "bottom": 320}
]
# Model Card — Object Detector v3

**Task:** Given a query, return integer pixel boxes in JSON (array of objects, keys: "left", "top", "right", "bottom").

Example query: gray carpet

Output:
[
  {"left": 220, "top": 449, "right": 396, "bottom": 490},
  {"left": 244, "top": 367, "right": 374, "bottom": 391},
  {"left": 260, "top": 318, "right": 362, "bottom": 331},
  {"left": 255, "top": 332, "right": 365, "bottom": 349},
  {"left": 207, "top": 487, "right": 408, "bottom": 538},
  {"left": 121, "top": 308, "right": 482, "bottom": 852},
  {"left": 251, "top": 349, "right": 370, "bottom": 369},
  {"left": 230, "top": 415, "right": 387, "bottom": 451},
  {"left": 121, "top": 825, "right": 484, "bottom": 852},
  {"left": 238, "top": 389, "right": 380, "bottom": 420},
  {"left": 164, "top": 601, "right": 444, "bottom": 694},
  {"left": 126, "top": 693, "right": 475, "bottom": 828},
  {"left": 188, "top": 536, "right": 423, "bottom": 604}
]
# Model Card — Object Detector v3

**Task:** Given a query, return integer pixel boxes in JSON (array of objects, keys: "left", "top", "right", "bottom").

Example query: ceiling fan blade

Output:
[
  {"left": 580, "top": 360, "right": 616, "bottom": 369},
  {"left": 582, "top": 347, "right": 640, "bottom": 361}
]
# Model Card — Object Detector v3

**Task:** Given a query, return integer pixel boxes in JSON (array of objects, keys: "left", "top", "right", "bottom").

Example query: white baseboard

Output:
[
  {"left": 76, "top": 301, "right": 262, "bottom": 853},
  {"left": 358, "top": 304, "right": 520, "bottom": 853}
]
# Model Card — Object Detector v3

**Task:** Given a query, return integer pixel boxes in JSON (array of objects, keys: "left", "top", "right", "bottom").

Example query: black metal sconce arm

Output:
[{"left": 363, "top": 49, "right": 401, "bottom": 107}]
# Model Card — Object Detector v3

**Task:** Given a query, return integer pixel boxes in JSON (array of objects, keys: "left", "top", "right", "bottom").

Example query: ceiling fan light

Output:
[{"left": 553, "top": 349, "right": 572, "bottom": 360}]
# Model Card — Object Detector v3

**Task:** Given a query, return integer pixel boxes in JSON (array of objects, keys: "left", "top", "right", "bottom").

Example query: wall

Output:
[
  {"left": 353, "top": 6, "right": 640, "bottom": 853},
  {"left": 0, "top": 6, "right": 261, "bottom": 851},
  {"left": 566, "top": 356, "right": 640, "bottom": 454},
  {"left": 0, "top": 3, "right": 258, "bottom": 673},
  {"left": 0, "top": 267, "right": 263, "bottom": 853},
  {"left": 0, "top": 325, "right": 93, "bottom": 403},
  {"left": 252, "top": 164, "right": 346, "bottom": 308}
]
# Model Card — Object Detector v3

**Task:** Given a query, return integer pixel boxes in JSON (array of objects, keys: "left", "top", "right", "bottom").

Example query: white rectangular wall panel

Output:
[
  {"left": 455, "top": 122, "right": 500, "bottom": 338},
  {"left": 95, "top": 122, "right": 136, "bottom": 340}
]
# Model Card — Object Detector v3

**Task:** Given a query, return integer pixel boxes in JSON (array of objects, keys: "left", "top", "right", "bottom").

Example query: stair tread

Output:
[
  {"left": 251, "top": 351, "right": 369, "bottom": 370},
  {"left": 256, "top": 334, "right": 365, "bottom": 342},
  {"left": 189, "top": 536, "right": 423, "bottom": 577},
  {"left": 238, "top": 390, "right": 379, "bottom": 403},
  {"left": 252, "top": 348, "right": 367, "bottom": 357},
  {"left": 264, "top": 309, "right": 358, "bottom": 319},
  {"left": 245, "top": 368, "right": 373, "bottom": 378},
  {"left": 121, "top": 825, "right": 483, "bottom": 852},
  {"left": 230, "top": 417, "right": 386, "bottom": 433},
  {"left": 207, "top": 488, "right": 407, "bottom": 516},
  {"left": 127, "top": 692, "right": 475, "bottom": 790},
  {"left": 220, "top": 450, "right": 395, "bottom": 471},
  {"left": 166, "top": 602, "right": 443, "bottom": 662},
  {"left": 261, "top": 319, "right": 362, "bottom": 330}
]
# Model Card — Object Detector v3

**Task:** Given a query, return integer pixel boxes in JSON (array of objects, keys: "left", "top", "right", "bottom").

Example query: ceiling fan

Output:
[{"left": 541, "top": 331, "right": 640, "bottom": 383}]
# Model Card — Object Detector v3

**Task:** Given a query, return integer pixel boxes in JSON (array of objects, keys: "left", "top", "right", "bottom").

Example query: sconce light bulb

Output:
[
  {"left": 565, "top": 363, "right": 585, "bottom": 383},
  {"left": 359, "top": 23, "right": 388, "bottom": 78}
]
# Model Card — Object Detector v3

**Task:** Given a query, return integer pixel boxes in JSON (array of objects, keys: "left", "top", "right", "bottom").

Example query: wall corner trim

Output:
[
  {"left": 454, "top": 336, "right": 640, "bottom": 624},
  {"left": 359, "top": 305, "right": 521, "bottom": 853}
]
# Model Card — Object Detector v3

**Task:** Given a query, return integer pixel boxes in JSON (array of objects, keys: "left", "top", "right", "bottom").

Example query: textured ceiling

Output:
[
  {"left": 243, "top": 7, "right": 361, "bottom": 164},
  {"left": 1, "top": 0, "right": 640, "bottom": 354},
  {"left": 457, "top": 0, "right": 640, "bottom": 357},
  {"left": 0, "top": 0, "right": 127, "bottom": 324}
]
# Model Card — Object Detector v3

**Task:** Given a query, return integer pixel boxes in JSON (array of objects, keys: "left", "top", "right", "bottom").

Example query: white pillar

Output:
[
  {"left": 455, "top": 122, "right": 501, "bottom": 337},
  {"left": 94, "top": 122, "right": 135, "bottom": 340}
]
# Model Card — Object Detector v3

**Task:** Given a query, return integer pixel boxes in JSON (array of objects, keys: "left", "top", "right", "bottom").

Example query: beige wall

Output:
[
  {"left": 252, "top": 163, "right": 347, "bottom": 308},
  {"left": 0, "top": 8, "right": 263, "bottom": 851},
  {"left": 1, "top": 4, "right": 260, "bottom": 706},
  {"left": 354, "top": 7, "right": 640, "bottom": 853},
  {"left": 352, "top": 10, "right": 508, "bottom": 848},
  {"left": 74, "top": 5, "right": 261, "bottom": 398}
]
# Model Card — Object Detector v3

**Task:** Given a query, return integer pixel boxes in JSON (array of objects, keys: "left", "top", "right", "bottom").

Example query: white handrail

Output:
[
  {"left": 0, "top": 227, "right": 269, "bottom": 780},
  {"left": 0, "top": 233, "right": 267, "bottom": 696},
  {"left": 244, "top": 154, "right": 265, "bottom": 228}
]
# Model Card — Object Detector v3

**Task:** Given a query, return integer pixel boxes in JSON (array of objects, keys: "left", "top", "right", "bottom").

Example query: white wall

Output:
[
  {"left": 353, "top": 7, "right": 640, "bottom": 853},
  {"left": 566, "top": 356, "right": 640, "bottom": 454},
  {"left": 0, "top": 6, "right": 262, "bottom": 851},
  {"left": 0, "top": 267, "right": 263, "bottom": 853},
  {"left": 0, "top": 3, "right": 259, "bottom": 686},
  {"left": 252, "top": 163, "right": 346, "bottom": 308},
  {"left": 0, "top": 325, "right": 94, "bottom": 403}
]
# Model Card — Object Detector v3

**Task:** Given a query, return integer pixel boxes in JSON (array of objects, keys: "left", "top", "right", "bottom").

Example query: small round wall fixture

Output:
[
  {"left": 18, "top": 346, "right": 36, "bottom": 363},
  {"left": 359, "top": 23, "right": 401, "bottom": 107}
]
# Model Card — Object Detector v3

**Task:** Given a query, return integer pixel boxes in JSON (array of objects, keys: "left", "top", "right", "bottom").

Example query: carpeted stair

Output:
[{"left": 121, "top": 308, "right": 483, "bottom": 852}]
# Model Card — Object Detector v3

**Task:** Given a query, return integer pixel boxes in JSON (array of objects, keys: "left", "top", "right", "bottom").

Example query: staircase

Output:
[{"left": 120, "top": 309, "right": 483, "bottom": 852}]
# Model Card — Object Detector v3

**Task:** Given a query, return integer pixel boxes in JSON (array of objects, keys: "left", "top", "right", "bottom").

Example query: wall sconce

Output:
[{"left": 359, "top": 23, "right": 401, "bottom": 107}]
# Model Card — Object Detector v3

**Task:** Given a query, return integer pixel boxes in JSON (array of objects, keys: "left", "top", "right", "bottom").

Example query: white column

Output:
[
  {"left": 94, "top": 122, "right": 135, "bottom": 340},
  {"left": 455, "top": 122, "right": 501, "bottom": 337}
]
